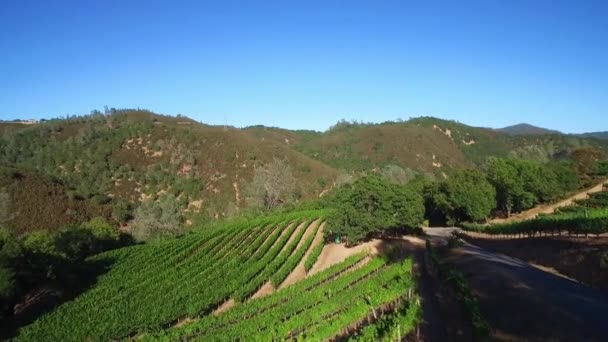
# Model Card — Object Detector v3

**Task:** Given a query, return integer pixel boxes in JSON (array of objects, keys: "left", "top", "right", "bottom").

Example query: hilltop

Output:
[{"left": 497, "top": 123, "right": 562, "bottom": 135}]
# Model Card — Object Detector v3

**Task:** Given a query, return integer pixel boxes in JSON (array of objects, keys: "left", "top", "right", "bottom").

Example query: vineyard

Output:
[
  {"left": 462, "top": 190, "right": 608, "bottom": 237},
  {"left": 14, "top": 209, "right": 421, "bottom": 341}
]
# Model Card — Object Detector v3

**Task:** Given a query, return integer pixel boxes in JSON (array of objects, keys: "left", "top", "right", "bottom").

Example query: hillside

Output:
[
  {"left": 280, "top": 116, "right": 607, "bottom": 170},
  {"left": 0, "top": 111, "right": 339, "bottom": 233},
  {"left": 2, "top": 110, "right": 607, "bottom": 234},
  {"left": 497, "top": 123, "right": 562, "bottom": 135}
]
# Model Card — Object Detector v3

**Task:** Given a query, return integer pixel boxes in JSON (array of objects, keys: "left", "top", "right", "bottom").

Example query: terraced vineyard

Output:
[{"left": 14, "top": 210, "right": 420, "bottom": 341}]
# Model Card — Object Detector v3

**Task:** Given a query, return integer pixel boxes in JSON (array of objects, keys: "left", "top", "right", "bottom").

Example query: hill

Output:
[
  {"left": 2, "top": 110, "right": 607, "bottom": 234},
  {"left": 0, "top": 110, "right": 339, "bottom": 233},
  {"left": 497, "top": 123, "right": 562, "bottom": 135}
]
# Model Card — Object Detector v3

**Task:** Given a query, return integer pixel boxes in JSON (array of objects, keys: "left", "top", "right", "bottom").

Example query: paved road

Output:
[{"left": 424, "top": 227, "right": 608, "bottom": 341}]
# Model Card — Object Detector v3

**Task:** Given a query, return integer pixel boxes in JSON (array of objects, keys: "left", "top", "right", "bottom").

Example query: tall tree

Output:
[{"left": 246, "top": 158, "right": 296, "bottom": 210}]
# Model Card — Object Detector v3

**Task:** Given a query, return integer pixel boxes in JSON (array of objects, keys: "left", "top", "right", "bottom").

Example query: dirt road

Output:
[{"left": 425, "top": 228, "right": 608, "bottom": 341}]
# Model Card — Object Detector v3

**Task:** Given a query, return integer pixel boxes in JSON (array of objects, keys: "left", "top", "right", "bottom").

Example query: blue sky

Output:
[{"left": 1, "top": 0, "right": 606, "bottom": 132}]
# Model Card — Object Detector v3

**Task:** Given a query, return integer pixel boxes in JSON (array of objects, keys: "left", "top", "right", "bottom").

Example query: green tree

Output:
[
  {"left": 571, "top": 147, "right": 604, "bottom": 175},
  {"left": 328, "top": 174, "right": 424, "bottom": 244},
  {"left": 22, "top": 230, "right": 58, "bottom": 256},
  {"left": 426, "top": 169, "right": 496, "bottom": 224},
  {"left": 0, "top": 228, "right": 21, "bottom": 322},
  {"left": 0, "top": 265, "right": 16, "bottom": 321},
  {"left": 485, "top": 157, "right": 521, "bottom": 217}
]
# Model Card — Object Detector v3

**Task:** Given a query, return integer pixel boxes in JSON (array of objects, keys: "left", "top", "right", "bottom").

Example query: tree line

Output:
[{"left": 324, "top": 156, "right": 599, "bottom": 245}]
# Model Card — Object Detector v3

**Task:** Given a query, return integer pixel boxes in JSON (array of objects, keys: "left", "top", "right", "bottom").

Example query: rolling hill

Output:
[{"left": 1, "top": 110, "right": 607, "bottom": 234}]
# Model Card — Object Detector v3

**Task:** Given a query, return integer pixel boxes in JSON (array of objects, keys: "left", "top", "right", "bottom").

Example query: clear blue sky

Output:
[{"left": 1, "top": 0, "right": 606, "bottom": 132}]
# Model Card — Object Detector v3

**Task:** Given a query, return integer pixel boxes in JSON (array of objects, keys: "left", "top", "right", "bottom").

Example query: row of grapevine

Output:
[
  {"left": 146, "top": 255, "right": 419, "bottom": 341},
  {"left": 173, "top": 252, "right": 371, "bottom": 339},
  {"left": 574, "top": 191, "right": 608, "bottom": 208},
  {"left": 15, "top": 210, "right": 329, "bottom": 341},
  {"left": 304, "top": 238, "right": 325, "bottom": 272},
  {"left": 271, "top": 220, "right": 323, "bottom": 286},
  {"left": 462, "top": 208, "right": 608, "bottom": 237},
  {"left": 348, "top": 299, "right": 421, "bottom": 341}
]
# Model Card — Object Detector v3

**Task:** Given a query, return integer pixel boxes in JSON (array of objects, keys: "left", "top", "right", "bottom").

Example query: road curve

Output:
[{"left": 425, "top": 227, "right": 608, "bottom": 341}]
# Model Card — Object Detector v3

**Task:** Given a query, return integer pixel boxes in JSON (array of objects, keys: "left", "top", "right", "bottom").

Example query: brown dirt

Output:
[
  {"left": 250, "top": 281, "right": 275, "bottom": 300},
  {"left": 212, "top": 298, "right": 235, "bottom": 316},
  {"left": 464, "top": 235, "right": 608, "bottom": 292},
  {"left": 278, "top": 221, "right": 324, "bottom": 289},
  {"left": 308, "top": 239, "right": 382, "bottom": 276},
  {"left": 490, "top": 181, "right": 606, "bottom": 223},
  {"left": 174, "top": 317, "right": 195, "bottom": 327}
]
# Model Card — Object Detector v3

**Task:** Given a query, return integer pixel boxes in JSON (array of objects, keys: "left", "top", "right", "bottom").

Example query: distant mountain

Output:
[
  {"left": 497, "top": 123, "right": 562, "bottom": 135},
  {"left": 576, "top": 132, "right": 608, "bottom": 140}
]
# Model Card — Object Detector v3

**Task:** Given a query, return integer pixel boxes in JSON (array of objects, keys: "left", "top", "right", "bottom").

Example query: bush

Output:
[
  {"left": 22, "top": 230, "right": 59, "bottom": 256},
  {"left": 83, "top": 217, "right": 120, "bottom": 242}
]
